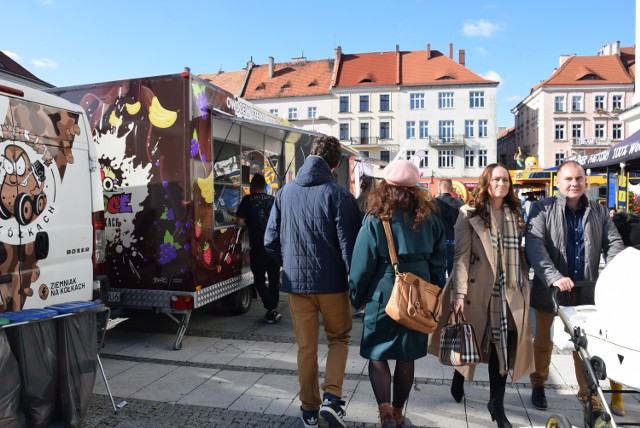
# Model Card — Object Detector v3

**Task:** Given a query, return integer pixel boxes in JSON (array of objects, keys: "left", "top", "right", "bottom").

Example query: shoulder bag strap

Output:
[{"left": 381, "top": 216, "right": 400, "bottom": 273}]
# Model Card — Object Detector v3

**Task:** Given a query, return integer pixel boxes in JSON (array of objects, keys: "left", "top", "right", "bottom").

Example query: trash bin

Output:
[{"left": 0, "top": 328, "right": 26, "bottom": 427}]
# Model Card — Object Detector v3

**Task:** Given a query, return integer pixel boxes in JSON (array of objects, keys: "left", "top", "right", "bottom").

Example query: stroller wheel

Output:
[{"left": 546, "top": 414, "right": 572, "bottom": 428}]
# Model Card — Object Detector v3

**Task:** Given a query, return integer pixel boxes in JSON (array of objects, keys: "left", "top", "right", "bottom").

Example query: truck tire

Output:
[{"left": 223, "top": 286, "right": 252, "bottom": 315}]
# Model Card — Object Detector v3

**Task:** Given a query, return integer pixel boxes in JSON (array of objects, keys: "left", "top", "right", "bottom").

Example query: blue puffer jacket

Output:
[{"left": 264, "top": 156, "right": 360, "bottom": 294}]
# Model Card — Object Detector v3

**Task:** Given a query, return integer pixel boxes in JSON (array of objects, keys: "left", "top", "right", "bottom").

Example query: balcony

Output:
[{"left": 428, "top": 135, "right": 468, "bottom": 147}]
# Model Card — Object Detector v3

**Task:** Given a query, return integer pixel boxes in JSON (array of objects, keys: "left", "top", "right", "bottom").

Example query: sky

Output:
[{"left": 2, "top": 0, "right": 636, "bottom": 128}]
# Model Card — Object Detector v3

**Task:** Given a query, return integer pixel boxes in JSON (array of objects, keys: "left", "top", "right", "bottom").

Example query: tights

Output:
[
  {"left": 488, "top": 335, "right": 509, "bottom": 399},
  {"left": 368, "top": 359, "right": 414, "bottom": 408}
]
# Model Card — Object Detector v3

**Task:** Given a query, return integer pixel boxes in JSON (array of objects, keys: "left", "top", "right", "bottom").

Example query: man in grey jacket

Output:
[
  {"left": 525, "top": 160, "right": 623, "bottom": 416},
  {"left": 264, "top": 135, "right": 359, "bottom": 428}
]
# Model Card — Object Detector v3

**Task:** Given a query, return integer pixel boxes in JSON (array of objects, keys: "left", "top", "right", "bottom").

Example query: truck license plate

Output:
[{"left": 108, "top": 291, "right": 121, "bottom": 303}]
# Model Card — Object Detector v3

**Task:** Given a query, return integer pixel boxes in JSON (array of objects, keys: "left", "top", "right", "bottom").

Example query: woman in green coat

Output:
[{"left": 349, "top": 159, "right": 446, "bottom": 428}]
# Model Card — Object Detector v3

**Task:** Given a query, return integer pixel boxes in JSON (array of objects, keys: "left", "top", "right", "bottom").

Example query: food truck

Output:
[{"left": 51, "top": 71, "right": 362, "bottom": 349}]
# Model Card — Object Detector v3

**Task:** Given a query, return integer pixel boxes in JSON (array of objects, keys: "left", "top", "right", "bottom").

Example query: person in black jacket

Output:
[{"left": 434, "top": 178, "right": 463, "bottom": 276}]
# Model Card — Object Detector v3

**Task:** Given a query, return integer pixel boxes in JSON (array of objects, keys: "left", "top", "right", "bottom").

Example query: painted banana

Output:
[
  {"left": 149, "top": 96, "right": 177, "bottom": 128},
  {"left": 125, "top": 101, "right": 141, "bottom": 115},
  {"left": 109, "top": 110, "right": 123, "bottom": 127},
  {"left": 197, "top": 171, "right": 214, "bottom": 203}
]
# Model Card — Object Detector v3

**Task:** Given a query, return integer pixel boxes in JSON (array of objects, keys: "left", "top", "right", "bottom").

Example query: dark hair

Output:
[
  {"left": 250, "top": 173, "right": 266, "bottom": 189},
  {"left": 368, "top": 181, "right": 435, "bottom": 230},
  {"left": 310, "top": 135, "right": 341, "bottom": 168},
  {"left": 470, "top": 163, "right": 524, "bottom": 229}
]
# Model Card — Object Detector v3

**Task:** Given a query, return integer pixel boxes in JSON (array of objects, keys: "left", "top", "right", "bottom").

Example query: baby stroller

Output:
[{"left": 547, "top": 247, "right": 640, "bottom": 428}]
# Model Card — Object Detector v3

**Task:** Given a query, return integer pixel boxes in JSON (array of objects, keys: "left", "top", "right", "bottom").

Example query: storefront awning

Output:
[{"left": 578, "top": 129, "right": 640, "bottom": 171}]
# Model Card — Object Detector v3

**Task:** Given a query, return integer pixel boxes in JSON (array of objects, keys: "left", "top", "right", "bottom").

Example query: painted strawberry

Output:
[
  {"left": 203, "top": 242, "right": 212, "bottom": 266},
  {"left": 225, "top": 252, "right": 232, "bottom": 264},
  {"left": 194, "top": 220, "right": 202, "bottom": 238},
  {"left": 216, "top": 265, "right": 222, "bottom": 273},
  {"left": 219, "top": 251, "right": 224, "bottom": 261}
]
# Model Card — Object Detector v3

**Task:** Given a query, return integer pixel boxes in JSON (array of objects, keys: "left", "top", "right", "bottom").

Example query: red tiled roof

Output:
[
  {"left": 334, "top": 51, "right": 398, "bottom": 87},
  {"left": 241, "top": 59, "right": 334, "bottom": 99},
  {"left": 535, "top": 53, "right": 633, "bottom": 89},
  {"left": 400, "top": 50, "right": 496, "bottom": 86},
  {"left": 334, "top": 48, "right": 497, "bottom": 88},
  {"left": 200, "top": 69, "right": 247, "bottom": 96}
]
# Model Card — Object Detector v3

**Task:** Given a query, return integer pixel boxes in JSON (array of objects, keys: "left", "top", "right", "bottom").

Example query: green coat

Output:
[{"left": 349, "top": 212, "right": 446, "bottom": 360}]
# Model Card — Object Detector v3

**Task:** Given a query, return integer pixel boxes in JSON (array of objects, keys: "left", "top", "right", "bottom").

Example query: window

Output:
[
  {"left": 359, "top": 95, "right": 370, "bottom": 112},
  {"left": 410, "top": 93, "right": 425, "bottom": 110},
  {"left": 406, "top": 150, "right": 427, "bottom": 167},
  {"left": 465, "top": 120, "right": 474, "bottom": 138},
  {"left": 213, "top": 140, "right": 241, "bottom": 229},
  {"left": 478, "top": 149, "right": 488, "bottom": 167},
  {"left": 380, "top": 94, "right": 390, "bottom": 111},
  {"left": 360, "top": 150, "right": 369, "bottom": 158},
  {"left": 594, "top": 95, "right": 605, "bottom": 111},
  {"left": 419, "top": 121, "right": 428, "bottom": 139},
  {"left": 339, "top": 123, "right": 350, "bottom": 141},
  {"left": 439, "top": 120, "right": 454, "bottom": 143},
  {"left": 438, "top": 150, "right": 454, "bottom": 168},
  {"left": 613, "top": 95, "right": 623, "bottom": 111},
  {"left": 360, "top": 123, "right": 369, "bottom": 144},
  {"left": 465, "top": 149, "right": 475, "bottom": 167},
  {"left": 269, "top": 108, "right": 279, "bottom": 116},
  {"left": 380, "top": 121, "right": 390, "bottom": 139},
  {"left": 288, "top": 108, "right": 298, "bottom": 120},
  {"left": 595, "top": 123, "right": 605, "bottom": 140},
  {"left": 380, "top": 150, "right": 390, "bottom": 163},
  {"left": 555, "top": 152, "right": 565, "bottom": 166},
  {"left": 339, "top": 96, "right": 349, "bottom": 113},
  {"left": 572, "top": 123, "right": 582, "bottom": 143},
  {"left": 555, "top": 123, "right": 565, "bottom": 140},
  {"left": 469, "top": 91, "right": 485, "bottom": 108},
  {"left": 307, "top": 107, "right": 317, "bottom": 119},
  {"left": 571, "top": 95, "right": 583, "bottom": 112},
  {"left": 478, "top": 120, "right": 488, "bottom": 138},
  {"left": 438, "top": 92, "right": 454, "bottom": 109},
  {"left": 613, "top": 123, "right": 623, "bottom": 140},
  {"left": 406, "top": 121, "right": 416, "bottom": 139},
  {"left": 554, "top": 96, "right": 565, "bottom": 112}
]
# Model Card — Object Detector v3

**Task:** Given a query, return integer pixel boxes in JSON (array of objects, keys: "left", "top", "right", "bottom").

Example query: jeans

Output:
[
  {"left": 530, "top": 308, "right": 602, "bottom": 410},
  {"left": 250, "top": 247, "right": 280, "bottom": 311},
  {"left": 289, "top": 291, "right": 352, "bottom": 411}
]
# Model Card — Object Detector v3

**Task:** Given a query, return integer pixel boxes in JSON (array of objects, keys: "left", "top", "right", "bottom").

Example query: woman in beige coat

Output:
[{"left": 428, "top": 163, "right": 534, "bottom": 428}]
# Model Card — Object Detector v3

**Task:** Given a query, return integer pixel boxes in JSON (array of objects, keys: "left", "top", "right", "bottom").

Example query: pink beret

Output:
[{"left": 382, "top": 159, "right": 420, "bottom": 187}]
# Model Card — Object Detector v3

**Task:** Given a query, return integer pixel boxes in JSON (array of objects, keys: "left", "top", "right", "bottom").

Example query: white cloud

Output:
[
  {"left": 504, "top": 95, "right": 523, "bottom": 103},
  {"left": 31, "top": 58, "right": 57, "bottom": 68},
  {"left": 1, "top": 51, "right": 21, "bottom": 61},
  {"left": 482, "top": 70, "right": 502, "bottom": 83},
  {"left": 462, "top": 20, "right": 502, "bottom": 38},
  {"left": 475, "top": 47, "right": 487, "bottom": 57}
]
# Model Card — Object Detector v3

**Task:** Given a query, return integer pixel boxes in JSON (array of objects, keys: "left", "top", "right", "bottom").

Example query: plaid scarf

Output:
[{"left": 488, "top": 204, "right": 523, "bottom": 375}]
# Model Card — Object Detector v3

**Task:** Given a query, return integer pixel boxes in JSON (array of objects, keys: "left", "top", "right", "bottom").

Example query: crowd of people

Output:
[{"left": 237, "top": 135, "right": 631, "bottom": 428}]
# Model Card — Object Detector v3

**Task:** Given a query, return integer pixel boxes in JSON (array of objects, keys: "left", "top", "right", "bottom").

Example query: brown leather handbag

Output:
[{"left": 381, "top": 218, "right": 443, "bottom": 334}]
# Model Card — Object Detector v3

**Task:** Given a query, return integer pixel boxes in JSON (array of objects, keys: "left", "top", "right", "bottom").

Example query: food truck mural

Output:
[{"left": 52, "top": 72, "right": 332, "bottom": 348}]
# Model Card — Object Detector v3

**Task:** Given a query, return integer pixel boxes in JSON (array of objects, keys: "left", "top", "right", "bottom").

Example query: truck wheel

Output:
[
  {"left": 14, "top": 194, "right": 33, "bottom": 226},
  {"left": 546, "top": 414, "right": 572, "bottom": 428},
  {"left": 223, "top": 286, "right": 252, "bottom": 315}
]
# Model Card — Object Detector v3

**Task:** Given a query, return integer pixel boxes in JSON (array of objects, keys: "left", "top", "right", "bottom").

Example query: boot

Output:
[
  {"left": 451, "top": 370, "right": 465, "bottom": 403},
  {"left": 378, "top": 403, "right": 395, "bottom": 428},
  {"left": 392, "top": 406, "right": 405, "bottom": 428},
  {"left": 487, "top": 398, "right": 512, "bottom": 428}
]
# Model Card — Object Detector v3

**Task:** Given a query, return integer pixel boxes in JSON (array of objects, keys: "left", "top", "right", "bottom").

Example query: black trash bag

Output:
[
  {"left": 0, "top": 329, "right": 26, "bottom": 428},
  {"left": 6, "top": 320, "right": 58, "bottom": 428},
  {"left": 57, "top": 311, "right": 98, "bottom": 428}
]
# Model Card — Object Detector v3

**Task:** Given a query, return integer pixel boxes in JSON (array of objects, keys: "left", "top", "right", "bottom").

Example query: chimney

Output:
[
  {"left": 396, "top": 44, "right": 399, "bottom": 53},
  {"left": 449, "top": 43, "right": 453, "bottom": 59},
  {"left": 459, "top": 49, "right": 466, "bottom": 67},
  {"left": 268, "top": 56, "right": 274, "bottom": 79},
  {"left": 335, "top": 45, "right": 342, "bottom": 60},
  {"left": 559, "top": 54, "right": 574, "bottom": 67},
  {"left": 427, "top": 44, "right": 431, "bottom": 60}
]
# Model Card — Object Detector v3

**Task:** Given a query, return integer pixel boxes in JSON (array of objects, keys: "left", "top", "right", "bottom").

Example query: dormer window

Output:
[
  {"left": 255, "top": 83, "right": 266, "bottom": 91},
  {"left": 579, "top": 74, "right": 603, "bottom": 81},
  {"left": 308, "top": 80, "right": 317, "bottom": 87},
  {"left": 437, "top": 75, "right": 454, "bottom": 80}
]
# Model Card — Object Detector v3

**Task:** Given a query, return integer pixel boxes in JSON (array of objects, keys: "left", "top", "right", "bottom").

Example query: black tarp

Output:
[
  {"left": 578, "top": 129, "right": 640, "bottom": 171},
  {"left": 0, "top": 330, "right": 25, "bottom": 427}
]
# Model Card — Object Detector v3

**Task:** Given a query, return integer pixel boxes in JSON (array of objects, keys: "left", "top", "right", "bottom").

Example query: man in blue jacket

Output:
[{"left": 264, "top": 135, "right": 360, "bottom": 428}]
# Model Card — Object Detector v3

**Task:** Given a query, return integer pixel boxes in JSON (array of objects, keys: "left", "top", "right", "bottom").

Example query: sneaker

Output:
[
  {"left": 263, "top": 310, "right": 282, "bottom": 324},
  {"left": 319, "top": 396, "right": 346, "bottom": 428},
  {"left": 300, "top": 407, "right": 319, "bottom": 428}
]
